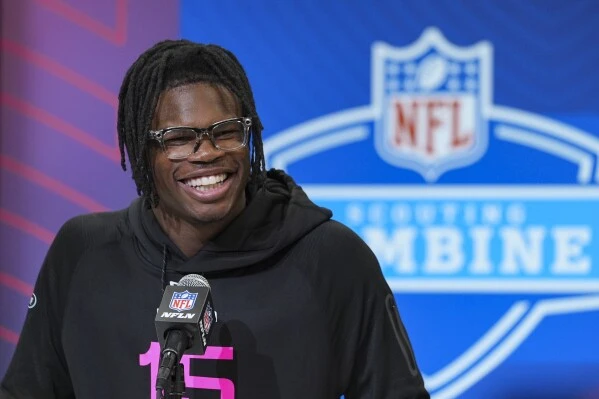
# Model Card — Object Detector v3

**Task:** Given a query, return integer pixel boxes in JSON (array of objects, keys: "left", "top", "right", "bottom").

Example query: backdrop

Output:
[{"left": 1, "top": 1, "right": 599, "bottom": 398}]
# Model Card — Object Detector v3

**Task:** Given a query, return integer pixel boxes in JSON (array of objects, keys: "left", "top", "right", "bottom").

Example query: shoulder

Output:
[
  {"left": 312, "top": 220, "right": 378, "bottom": 261},
  {"left": 313, "top": 219, "right": 368, "bottom": 243},
  {"left": 55, "top": 208, "right": 127, "bottom": 248},
  {"left": 36, "top": 207, "right": 130, "bottom": 290},
  {"left": 47, "top": 207, "right": 129, "bottom": 268},
  {"left": 304, "top": 220, "right": 385, "bottom": 282}
]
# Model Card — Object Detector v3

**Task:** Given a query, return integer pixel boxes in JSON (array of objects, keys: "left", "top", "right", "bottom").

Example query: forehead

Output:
[{"left": 153, "top": 83, "right": 240, "bottom": 127}]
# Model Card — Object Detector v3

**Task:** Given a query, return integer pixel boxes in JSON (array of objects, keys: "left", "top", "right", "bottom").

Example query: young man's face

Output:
[{"left": 150, "top": 82, "right": 250, "bottom": 225}]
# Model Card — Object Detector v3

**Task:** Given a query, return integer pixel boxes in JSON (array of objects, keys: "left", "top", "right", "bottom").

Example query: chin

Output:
[
  {"left": 188, "top": 202, "right": 240, "bottom": 224},
  {"left": 191, "top": 213, "right": 228, "bottom": 224}
]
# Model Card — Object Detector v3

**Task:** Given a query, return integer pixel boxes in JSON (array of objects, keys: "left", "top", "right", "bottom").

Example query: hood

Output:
[{"left": 128, "top": 169, "right": 332, "bottom": 276}]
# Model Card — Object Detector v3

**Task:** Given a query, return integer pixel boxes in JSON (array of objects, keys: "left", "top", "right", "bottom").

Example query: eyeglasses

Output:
[{"left": 148, "top": 117, "right": 252, "bottom": 160}]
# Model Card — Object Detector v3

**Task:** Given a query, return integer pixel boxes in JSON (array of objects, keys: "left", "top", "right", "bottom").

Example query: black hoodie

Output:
[{"left": 1, "top": 170, "right": 429, "bottom": 399}]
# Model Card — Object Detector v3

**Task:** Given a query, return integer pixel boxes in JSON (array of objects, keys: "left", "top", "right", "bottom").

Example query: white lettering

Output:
[
  {"left": 391, "top": 203, "right": 411, "bottom": 224},
  {"left": 368, "top": 203, "right": 387, "bottom": 225},
  {"left": 551, "top": 226, "right": 591, "bottom": 275},
  {"left": 482, "top": 204, "right": 501, "bottom": 224},
  {"left": 346, "top": 203, "right": 364, "bottom": 225},
  {"left": 415, "top": 204, "right": 436, "bottom": 225},
  {"left": 352, "top": 202, "right": 592, "bottom": 279},
  {"left": 352, "top": 202, "right": 528, "bottom": 226},
  {"left": 423, "top": 227, "right": 463, "bottom": 274},
  {"left": 441, "top": 203, "right": 458, "bottom": 224},
  {"left": 499, "top": 227, "right": 545, "bottom": 275},
  {"left": 469, "top": 226, "right": 493, "bottom": 274},
  {"left": 464, "top": 204, "right": 477, "bottom": 225},
  {"left": 506, "top": 203, "right": 526, "bottom": 225},
  {"left": 160, "top": 312, "right": 196, "bottom": 319}
]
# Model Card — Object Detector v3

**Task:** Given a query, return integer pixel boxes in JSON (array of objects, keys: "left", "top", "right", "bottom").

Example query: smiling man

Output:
[
  {"left": 149, "top": 82, "right": 252, "bottom": 255},
  {"left": 1, "top": 40, "right": 430, "bottom": 399}
]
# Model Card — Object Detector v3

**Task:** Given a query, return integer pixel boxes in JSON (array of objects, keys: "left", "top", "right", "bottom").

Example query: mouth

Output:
[{"left": 180, "top": 173, "right": 230, "bottom": 192}]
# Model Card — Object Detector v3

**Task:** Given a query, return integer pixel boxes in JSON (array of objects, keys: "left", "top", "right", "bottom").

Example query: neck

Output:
[{"left": 151, "top": 204, "right": 244, "bottom": 258}]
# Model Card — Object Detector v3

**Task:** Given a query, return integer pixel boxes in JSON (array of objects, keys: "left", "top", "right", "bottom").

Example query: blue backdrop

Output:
[{"left": 181, "top": 1, "right": 599, "bottom": 398}]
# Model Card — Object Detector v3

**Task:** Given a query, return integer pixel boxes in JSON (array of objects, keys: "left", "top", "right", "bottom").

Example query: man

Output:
[{"left": 1, "top": 40, "right": 429, "bottom": 398}]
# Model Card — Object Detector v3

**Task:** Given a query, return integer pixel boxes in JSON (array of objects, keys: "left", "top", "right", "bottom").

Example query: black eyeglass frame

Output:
[{"left": 147, "top": 117, "right": 252, "bottom": 159}]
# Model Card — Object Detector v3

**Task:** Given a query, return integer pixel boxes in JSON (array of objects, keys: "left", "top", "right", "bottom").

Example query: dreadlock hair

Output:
[{"left": 117, "top": 39, "right": 266, "bottom": 207}]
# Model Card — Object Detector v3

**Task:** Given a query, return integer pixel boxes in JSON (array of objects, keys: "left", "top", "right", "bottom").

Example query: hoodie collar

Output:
[{"left": 128, "top": 169, "right": 332, "bottom": 275}]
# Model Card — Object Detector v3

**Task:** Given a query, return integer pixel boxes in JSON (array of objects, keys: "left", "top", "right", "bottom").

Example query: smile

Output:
[{"left": 181, "top": 173, "right": 229, "bottom": 192}]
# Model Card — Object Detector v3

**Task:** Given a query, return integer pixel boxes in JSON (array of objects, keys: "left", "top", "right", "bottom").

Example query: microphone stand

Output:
[
  {"left": 171, "top": 362, "right": 186, "bottom": 398},
  {"left": 155, "top": 355, "right": 186, "bottom": 398}
]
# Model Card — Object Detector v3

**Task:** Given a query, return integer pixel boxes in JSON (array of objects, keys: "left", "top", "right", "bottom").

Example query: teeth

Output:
[
  {"left": 192, "top": 183, "right": 221, "bottom": 192},
  {"left": 184, "top": 173, "right": 227, "bottom": 188}
]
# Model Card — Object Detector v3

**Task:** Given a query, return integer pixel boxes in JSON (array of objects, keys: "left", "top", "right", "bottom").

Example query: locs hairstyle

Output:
[{"left": 117, "top": 39, "right": 266, "bottom": 206}]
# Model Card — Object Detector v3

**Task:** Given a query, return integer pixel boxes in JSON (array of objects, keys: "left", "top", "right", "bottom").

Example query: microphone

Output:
[{"left": 154, "top": 274, "right": 216, "bottom": 394}]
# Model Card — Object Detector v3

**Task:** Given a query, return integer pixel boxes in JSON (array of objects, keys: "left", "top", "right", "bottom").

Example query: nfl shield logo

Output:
[
  {"left": 203, "top": 302, "right": 214, "bottom": 332},
  {"left": 169, "top": 290, "right": 198, "bottom": 312},
  {"left": 373, "top": 28, "right": 492, "bottom": 181}
]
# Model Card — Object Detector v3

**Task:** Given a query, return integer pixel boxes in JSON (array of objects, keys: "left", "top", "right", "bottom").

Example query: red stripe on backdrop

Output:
[
  {"left": 0, "top": 39, "right": 118, "bottom": 108},
  {"left": 114, "top": 0, "right": 128, "bottom": 44},
  {"left": 0, "top": 208, "right": 55, "bottom": 245},
  {"left": 0, "top": 272, "right": 34, "bottom": 297},
  {"left": 32, "top": 0, "right": 129, "bottom": 46},
  {"left": 0, "top": 93, "right": 120, "bottom": 163},
  {"left": 0, "top": 326, "right": 19, "bottom": 345},
  {"left": 0, "top": 155, "right": 110, "bottom": 213}
]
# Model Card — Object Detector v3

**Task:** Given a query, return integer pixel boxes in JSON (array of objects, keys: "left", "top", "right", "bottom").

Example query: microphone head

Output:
[{"left": 178, "top": 274, "right": 210, "bottom": 288}]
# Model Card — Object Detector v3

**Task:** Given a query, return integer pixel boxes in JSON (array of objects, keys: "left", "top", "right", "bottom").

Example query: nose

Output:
[{"left": 186, "top": 135, "right": 224, "bottom": 162}]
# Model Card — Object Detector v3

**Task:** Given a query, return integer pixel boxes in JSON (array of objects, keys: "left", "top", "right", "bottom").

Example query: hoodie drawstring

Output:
[{"left": 161, "top": 244, "right": 168, "bottom": 293}]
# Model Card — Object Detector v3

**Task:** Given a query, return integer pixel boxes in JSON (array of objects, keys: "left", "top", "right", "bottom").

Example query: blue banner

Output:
[{"left": 182, "top": 1, "right": 599, "bottom": 397}]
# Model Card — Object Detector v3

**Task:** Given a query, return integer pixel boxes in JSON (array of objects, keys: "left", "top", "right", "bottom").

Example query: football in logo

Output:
[{"left": 415, "top": 54, "right": 448, "bottom": 91}]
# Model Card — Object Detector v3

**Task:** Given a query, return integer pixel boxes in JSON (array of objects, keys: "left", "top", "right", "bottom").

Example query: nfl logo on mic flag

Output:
[
  {"left": 169, "top": 290, "right": 198, "bottom": 312},
  {"left": 203, "top": 303, "right": 214, "bottom": 332}
]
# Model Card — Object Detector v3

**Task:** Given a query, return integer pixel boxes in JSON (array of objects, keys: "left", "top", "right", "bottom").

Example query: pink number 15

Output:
[{"left": 140, "top": 342, "right": 235, "bottom": 399}]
